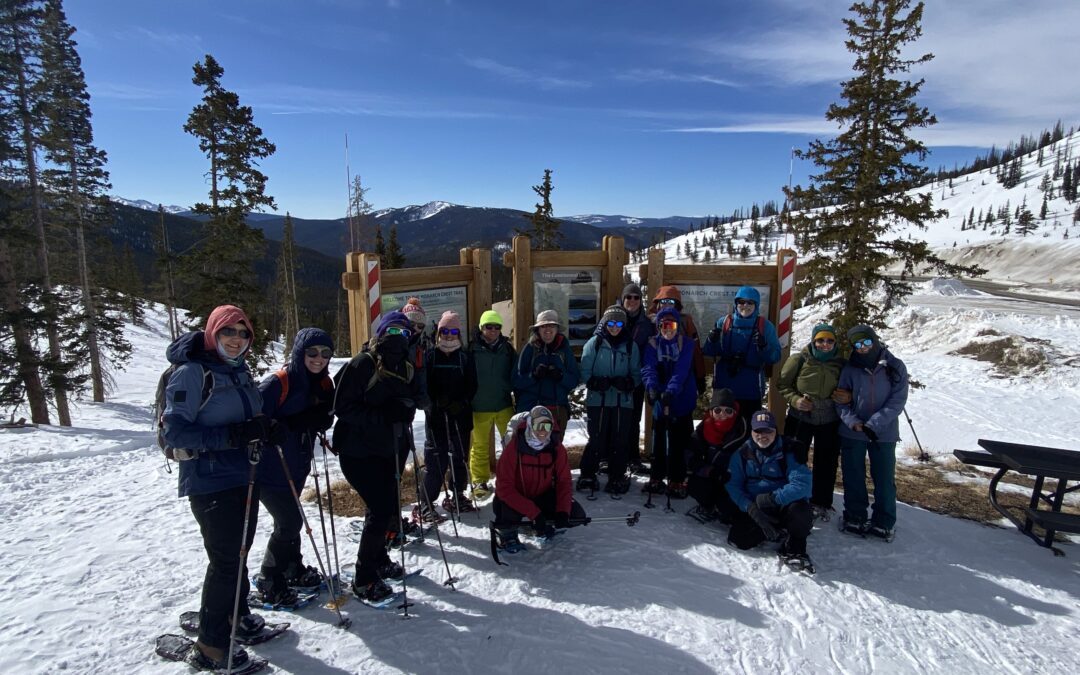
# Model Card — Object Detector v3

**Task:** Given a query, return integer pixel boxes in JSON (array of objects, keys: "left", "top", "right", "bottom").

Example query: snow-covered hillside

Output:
[
  {"left": 652, "top": 128, "right": 1080, "bottom": 287},
  {"left": 2, "top": 288, "right": 1079, "bottom": 674}
]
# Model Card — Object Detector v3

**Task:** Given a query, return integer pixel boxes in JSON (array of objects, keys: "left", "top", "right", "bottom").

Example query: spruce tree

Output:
[
  {"left": 347, "top": 174, "right": 373, "bottom": 251},
  {"left": 374, "top": 225, "right": 386, "bottom": 259},
  {"left": 784, "top": 0, "right": 981, "bottom": 330},
  {"left": 385, "top": 224, "right": 405, "bottom": 268},
  {"left": 182, "top": 54, "right": 276, "bottom": 362},
  {"left": 517, "top": 169, "right": 563, "bottom": 250},
  {"left": 275, "top": 212, "right": 300, "bottom": 350}
]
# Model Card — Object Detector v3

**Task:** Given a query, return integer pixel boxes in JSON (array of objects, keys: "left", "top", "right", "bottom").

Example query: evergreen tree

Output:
[
  {"left": 517, "top": 168, "right": 563, "bottom": 250},
  {"left": 374, "top": 225, "right": 386, "bottom": 259},
  {"left": 153, "top": 205, "right": 181, "bottom": 340},
  {"left": 1016, "top": 197, "right": 1036, "bottom": 236},
  {"left": 783, "top": 0, "right": 981, "bottom": 330},
  {"left": 275, "top": 212, "right": 300, "bottom": 351},
  {"left": 347, "top": 174, "right": 373, "bottom": 251},
  {"left": 385, "top": 224, "right": 405, "bottom": 268},
  {"left": 182, "top": 54, "right": 276, "bottom": 363},
  {"left": 1039, "top": 196, "right": 1048, "bottom": 221}
]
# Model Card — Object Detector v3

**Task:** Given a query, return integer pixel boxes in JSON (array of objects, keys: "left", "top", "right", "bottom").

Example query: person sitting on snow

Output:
[
  {"left": 686, "top": 388, "right": 749, "bottom": 524},
  {"left": 725, "top": 410, "right": 814, "bottom": 568},
  {"left": 491, "top": 406, "right": 587, "bottom": 553}
]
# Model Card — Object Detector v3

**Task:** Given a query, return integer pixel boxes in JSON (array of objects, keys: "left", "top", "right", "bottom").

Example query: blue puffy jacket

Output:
[
  {"left": 258, "top": 328, "right": 335, "bottom": 491},
  {"left": 579, "top": 333, "right": 641, "bottom": 408},
  {"left": 641, "top": 309, "right": 698, "bottom": 417},
  {"left": 163, "top": 331, "right": 262, "bottom": 498},
  {"left": 513, "top": 333, "right": 579, "bottom": 412},
  {"left": 725, "top": 436, "right": 811, "bottom": 512},
  {"left": 702, "top": 286, "right": 781, "bottom": 400},
  {"left": 836, "top": 347, "right": 908, "bottom": 443}
]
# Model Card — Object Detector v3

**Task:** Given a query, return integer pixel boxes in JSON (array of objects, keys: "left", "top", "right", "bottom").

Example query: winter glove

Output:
[
  {"left": 660, "top": 391, "right": 673, "bottom": 407},
  {"left": 532, "top": 514, "right": 555, "bottom": 539},
  {"left": 532, "top": 364, "right": 549, "bottom": 380},
  {"left": 545, "top": 367, "right": 563, "bottom": 382},
  {"left": 863, "top": 425, "right": 879, "bottom": 442},
  {"left": 587, "top": 376, "right": 611, "bottom": 391},
  {"left": 754, "top": 491, "right": 778, "bottom": 515},
  {"left": 747, "top": 502, "right": 780, "bottom": 541},
  {"left": 708, "top": 327, "right": 722, "bottom": 344},
  {"left": 268, "top": 419, "right": 287, "bottom": 448},
  {"left": 831, "top": 388, "right": 852, "bottom": 405},
  {"left": 646, "top": 389, "right": 659, "bottom": 404},
  {"left": 229, "top": 416, "right": 271, "bottom": 448},
  {"left": 554, "top": 512, "right": 571, "bottom": 529}
]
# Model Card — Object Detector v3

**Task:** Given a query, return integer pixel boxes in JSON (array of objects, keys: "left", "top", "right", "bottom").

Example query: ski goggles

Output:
[
  {"left": 439, "top": 328, "right": 461, "bottom": 336},
  {"left": 532, "top": 420, "right": 553, "bottom": 432},
  {"left": 482, "top": 323, "right": 502, "bottom": 331},
  {"left": 219, "top": 326, "right": 252, "bottom": 339},
  {"left": 384, "top": 326, "right": 411, "bottom": 339},
  {"left": 304, "top": 347, "right": 333, "bottom": 359},
  {"left": 659, "top": 320, "right": 678, "bottom": 331},
  {"left": 657, "top": 298, "right": 677, "bottom": 305},
  {"left": 853, "top": 338, "right": 875, "bottom": 350},
  {"left": 605, "top": 320, "right": 624, "bottom": 328},
  {"left": 711, "top": 406, "right": 735, "bottom": 416}
]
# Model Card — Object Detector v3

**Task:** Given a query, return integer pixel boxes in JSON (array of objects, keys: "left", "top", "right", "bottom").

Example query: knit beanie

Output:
[
  {"left": 602, "top": 305, "right": 628, "bottom": 326},
  {"left": 479, "top": 309, "right": 504, "bottom": 328},
  {"left": 621, "top": 283, "right": 643, "bottom": 300},
  {"left": 710, "top": 388, "right": 736, "bottom": 409},
  {"left": 401, "top": 297, "right": 426, "bottom": 325},
  {"left": 437, "top": 311, "right": 462, "bottom": 333},
  {"left": 375, "top": 311, "right": 410, "bottom": 338}
]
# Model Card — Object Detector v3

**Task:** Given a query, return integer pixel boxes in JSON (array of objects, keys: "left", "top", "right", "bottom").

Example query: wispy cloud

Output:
[
  {"left": 462, "top": 56, "right": 591, "bottom": 90},
  {"left": 248, "top": 84, "right": 512, "bottom": 120},
  {"left": 666, "top": 115, "right": 838, "bottom": 136},
  {"left": 90, "top": 82, "right": 177, "bottom": 101},
  {"left": 112, "top": 27, "right": 203, "bottom": 54},
  {"left": 616, "top": 68, "right": 740, "bottom": 88}
]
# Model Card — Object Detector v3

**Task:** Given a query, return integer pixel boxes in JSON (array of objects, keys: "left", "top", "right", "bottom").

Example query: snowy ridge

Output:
[
  {"left": 111, "top": 196, "right": 188, "bottom": 214},
  {"left": 1, "top": 296, "right": 1079, "bottom": 673}
]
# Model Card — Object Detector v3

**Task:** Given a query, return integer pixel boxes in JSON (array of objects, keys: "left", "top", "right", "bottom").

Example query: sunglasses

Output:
[
  {"left": 532, "top": 420, "right": 553, "bottom": 432},
  {"left": 853, "top": 338, "right": 874, "bottom": 349},
  {"left": 735, "top": 299, "right": 755, "bottom": 307},
  {"left": 657, "top": 298, "right": 677, "bottom": 305},
  {"left": 219, "top": 326, "right": 252, "bottom": 339},
  {"left": 385, "top": 326, "right": 412, "bottom": 339},
  {"left": 482, "top": 323, "right": 502, "bottom": 330},
  {"left": 711, "top": 406, "right": 735, "bottom": 416},
  {"left": 439, "top": 328, "right": 461, "bottom": 336},
  {"left": 659, "top": 320, "right": 678, "bottom": 330},
  {"left": 605, "top": 320, "right": 624, "bottom": 328},
  {"left": 814, "top": 338, "right": 836, "bottom": 345},
  {"left": 305, "top": 347, "right": 333, "bottom": 359},
  {"left": 623, "top": 295, "right": 641, "bottom": 301}
]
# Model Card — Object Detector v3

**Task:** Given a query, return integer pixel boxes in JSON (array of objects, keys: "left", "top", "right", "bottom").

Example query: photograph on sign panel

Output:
[{"left": 533, "top": 268, "right": 600, "bottom": 347}]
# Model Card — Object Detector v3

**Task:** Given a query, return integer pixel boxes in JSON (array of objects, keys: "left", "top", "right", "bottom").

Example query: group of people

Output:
[{"left": 160, "top": 287, "right": 908, "bottom": 671}]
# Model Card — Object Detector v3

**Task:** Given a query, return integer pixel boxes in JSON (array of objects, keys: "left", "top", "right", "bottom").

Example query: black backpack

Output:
[{"left": 154, "top": 364, "right": 213, "bottom": 462}]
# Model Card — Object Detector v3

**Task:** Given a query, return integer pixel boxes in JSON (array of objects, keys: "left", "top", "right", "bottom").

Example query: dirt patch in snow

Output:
[{"left": 949, "top": 334, "right": 1049, "bottom": 376}]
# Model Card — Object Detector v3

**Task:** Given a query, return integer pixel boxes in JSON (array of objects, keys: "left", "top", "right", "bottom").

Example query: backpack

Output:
[
  {"left": 155, "top": 364, "right": 213, "bottom": 462},
  {"left": 331, "top": 352, "right": 415, "bottom": 402}
]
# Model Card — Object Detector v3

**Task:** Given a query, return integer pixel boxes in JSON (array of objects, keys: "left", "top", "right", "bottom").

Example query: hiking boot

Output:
[
  {"left": 605, "top": 475, "right": 631, "bottom": 495},
  {"left": 867, "top": 525, "right": 895, "bottom": 542},
  {"left": 185, "top": 643, "right": 250, "bottom": 672},
  {"left": 471, "top": 482, "right": 492, "bottom": 500},
  {"left": 442, "top": 495, "right": 478, "bottom": 513},
  {"left": 576, "top": 475, "right": 599, "bottom": 492},
  {"left": 253, "top": 574, "right": 299, "bottom": 607},
  {"left": 839, "top": 515, "right": 869, "bottom": 536},
  {"left": 377, "top": 560, "right": 405, "bottom": 580},
  {"left": 667, "top": 481, "right": 688, "bottom": 499},
  {"left": 234, "top": 614, "right": 266, "bottom": 640},
  {"left": 411, "top": 503, "right": 446, "bottom": 526},
  {"left": 686, "top": 504, "right": 718, "bottom": 524},
  {"left": 386, "top": 529, "right": 406, "bottom": 549},
  {"left": 643, "top": 479, "right": 667, "bottom": 494},
  {"left": 284, "top": 563, "right": 323, "bottom": 589},
  {"left": 811, "top": 504, "right": 836, "bottom": 522},
  {"left": 628, "top": 460, "right": 650, "bottom": 477},
  {"left": 352, "top": 578, "right": 395, "bottom": 604},
  {"left": 495, "top": 528, "right": 525, "bottom": 554}
]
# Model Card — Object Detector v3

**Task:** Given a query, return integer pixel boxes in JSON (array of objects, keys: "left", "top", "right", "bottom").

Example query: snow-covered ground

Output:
[{"left": 3, "top": 285, "right": 1080, "bottom": 674}]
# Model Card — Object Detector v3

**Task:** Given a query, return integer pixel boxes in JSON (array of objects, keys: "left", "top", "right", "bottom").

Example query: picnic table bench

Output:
[{"left": 953, "top": 439, "right": 1080, "bottom": 555}]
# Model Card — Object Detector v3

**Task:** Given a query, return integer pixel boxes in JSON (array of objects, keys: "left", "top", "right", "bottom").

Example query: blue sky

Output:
[{"left": 67, "top": 0, "right": 1080, "bottom": 220}]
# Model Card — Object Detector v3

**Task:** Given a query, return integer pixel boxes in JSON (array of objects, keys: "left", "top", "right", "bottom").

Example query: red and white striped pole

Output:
[
  {"left": 367, "top": 258, "right": 382, "bottom": 330},
  {"left": 776, "top": 250, "right": 796, "bottom": 348}
]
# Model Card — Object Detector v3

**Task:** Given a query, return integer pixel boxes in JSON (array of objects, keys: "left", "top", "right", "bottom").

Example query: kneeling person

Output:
[
  {"left": 725, "top": 411, "right": 813, "bottom": 564},
  {"left": 492, "top": 406, "right": 587, "bottom": 551}
]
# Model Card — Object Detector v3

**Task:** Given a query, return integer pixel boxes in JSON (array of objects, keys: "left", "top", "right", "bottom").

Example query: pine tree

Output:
[
  {"left": 347, "top": 174, "right": 373, "bottom": 251},
  {"left": 517, "top": 169, "right": 563, "bottom": 250},
  {"left": 153, "top": 205, "right": 181, "bottom": 341},
  {"left": 385, "top": 225, "right": 405, "bottom": 268},
  {"left": 182, "top": 54, "right": 276, "bottom": 363},
  {"left": 1016, "top": 197, "right": 1036, "bottom": 236},
  {"left": 275, "top": 212, "right": 300, "bottom": 350},
  {"left": 374, "top": 224, "right": 386, "bottom": 259},
  {"left": 783, "top": 0, "right": 982, "bottom": 329}
]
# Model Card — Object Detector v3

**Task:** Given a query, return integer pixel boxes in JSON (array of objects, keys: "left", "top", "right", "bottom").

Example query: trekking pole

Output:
[
  {"left": 316, "top": 432, "right": 344, "bottom": 588},
  {"left": 407, "top": 424, "right": 457, "bottom": 589},
  {"left": 391, "top": 425, "right": 414, "bottom": 618},
  {"left": 902, "top": 407, "right": 930, "bottom": 462},
  {"left": 571, "top": 511, "right": 641, "bottom": 526},
  {"left": 309, "top": 455, "right": 343, "bottom": 608},
  {"left": 448, "top": 414, "right": 480, "bottom": 518},
  {"left": 274, "top": 445, "right": 352, "bottom": 629},
  {"left": 227, "top": 443, "right": 261, "bottom": 674}
]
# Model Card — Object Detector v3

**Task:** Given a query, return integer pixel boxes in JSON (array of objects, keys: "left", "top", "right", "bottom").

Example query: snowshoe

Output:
[
  {"left": 351, "top": 578, "right": 399, "bottom": 608},
  {"left": 495, "top": 528, "right": 526, "bottom": 554},
  {"left": 867, "top": 525, "right": 895, "bottom": 542},
  {"left": 686, "top": 504, "right": 719, "bottom": 524},
  {"left": 811, "top": 504, "right": 836, "bottom": 523},
  {"left": 178, "top": 611, "right": 289, "bottom": 646},
  {"left": 252, "top": 574, "right": 300, "bottom": 608},
  {"left": 642, "top": 479, "right": 667, "bottom": 494},
  {"left": 667, "top": 481, "right": 688, "bottom": 499},
  {"left": 284, "top": 564, "right": 323, "bottom": 590},
  {"left": 386, "top": 529, "right": 407, "bottom": 549},
  {"left": 576, "top": 475, "right": 600, "bottom": 492},
  {"left": 377, "top": 560, "right": 405, "bottom": 581},
  {"left": 838, "top": 515, "right": 868, "bottom": 537},
  {"left": 471, "top": 482, "right": 493, "bottom": 500},
  {"left": 778, "top": 551, "right": 817, "bottom": 575},
  {"left": 411, "top": 503, "right": 447, "bottom": 526},
  {"left": 442, "top": 494, "right": 478, "bottom": 513},
  {"left": 155, "top": 634, "right": 267, "bottom": 674},
  {"left": 605, "top": 475, "right": 631, "bottom": 496},
  {"left": 628, "top": 460, "right": 651, "bottom": 477}
]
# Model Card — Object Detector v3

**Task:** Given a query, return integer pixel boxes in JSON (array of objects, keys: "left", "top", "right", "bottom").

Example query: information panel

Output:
[
  {"left": 674, "top": 284, "right": 772, "bottom": 335},
  {"left": 532, "top": 268, "right": 602, "bottom": 347},
  {"left": 382, "top": 286, "right": 470, "bottom": 346}
]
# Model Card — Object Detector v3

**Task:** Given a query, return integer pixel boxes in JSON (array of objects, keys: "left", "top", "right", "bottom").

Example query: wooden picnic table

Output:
[{"left": 953, "top": 439, "right": 1080, "bottom": 556}]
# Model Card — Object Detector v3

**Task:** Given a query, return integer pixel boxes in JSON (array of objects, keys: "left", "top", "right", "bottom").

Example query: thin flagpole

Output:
[
  {"left": 783, "top": 146, "right": 794, "bottom": 250},
  {"left": 345, "top": 132, "right": 355, "bottom": 250}
]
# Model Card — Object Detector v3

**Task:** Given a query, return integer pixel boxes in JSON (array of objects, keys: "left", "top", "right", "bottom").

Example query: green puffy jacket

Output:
[
  {"left": 470, "top": 332, "right": 516, "bottom": 412},
  {"left": 777, "top": 345, "right": 845, "bottom": 425}
]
